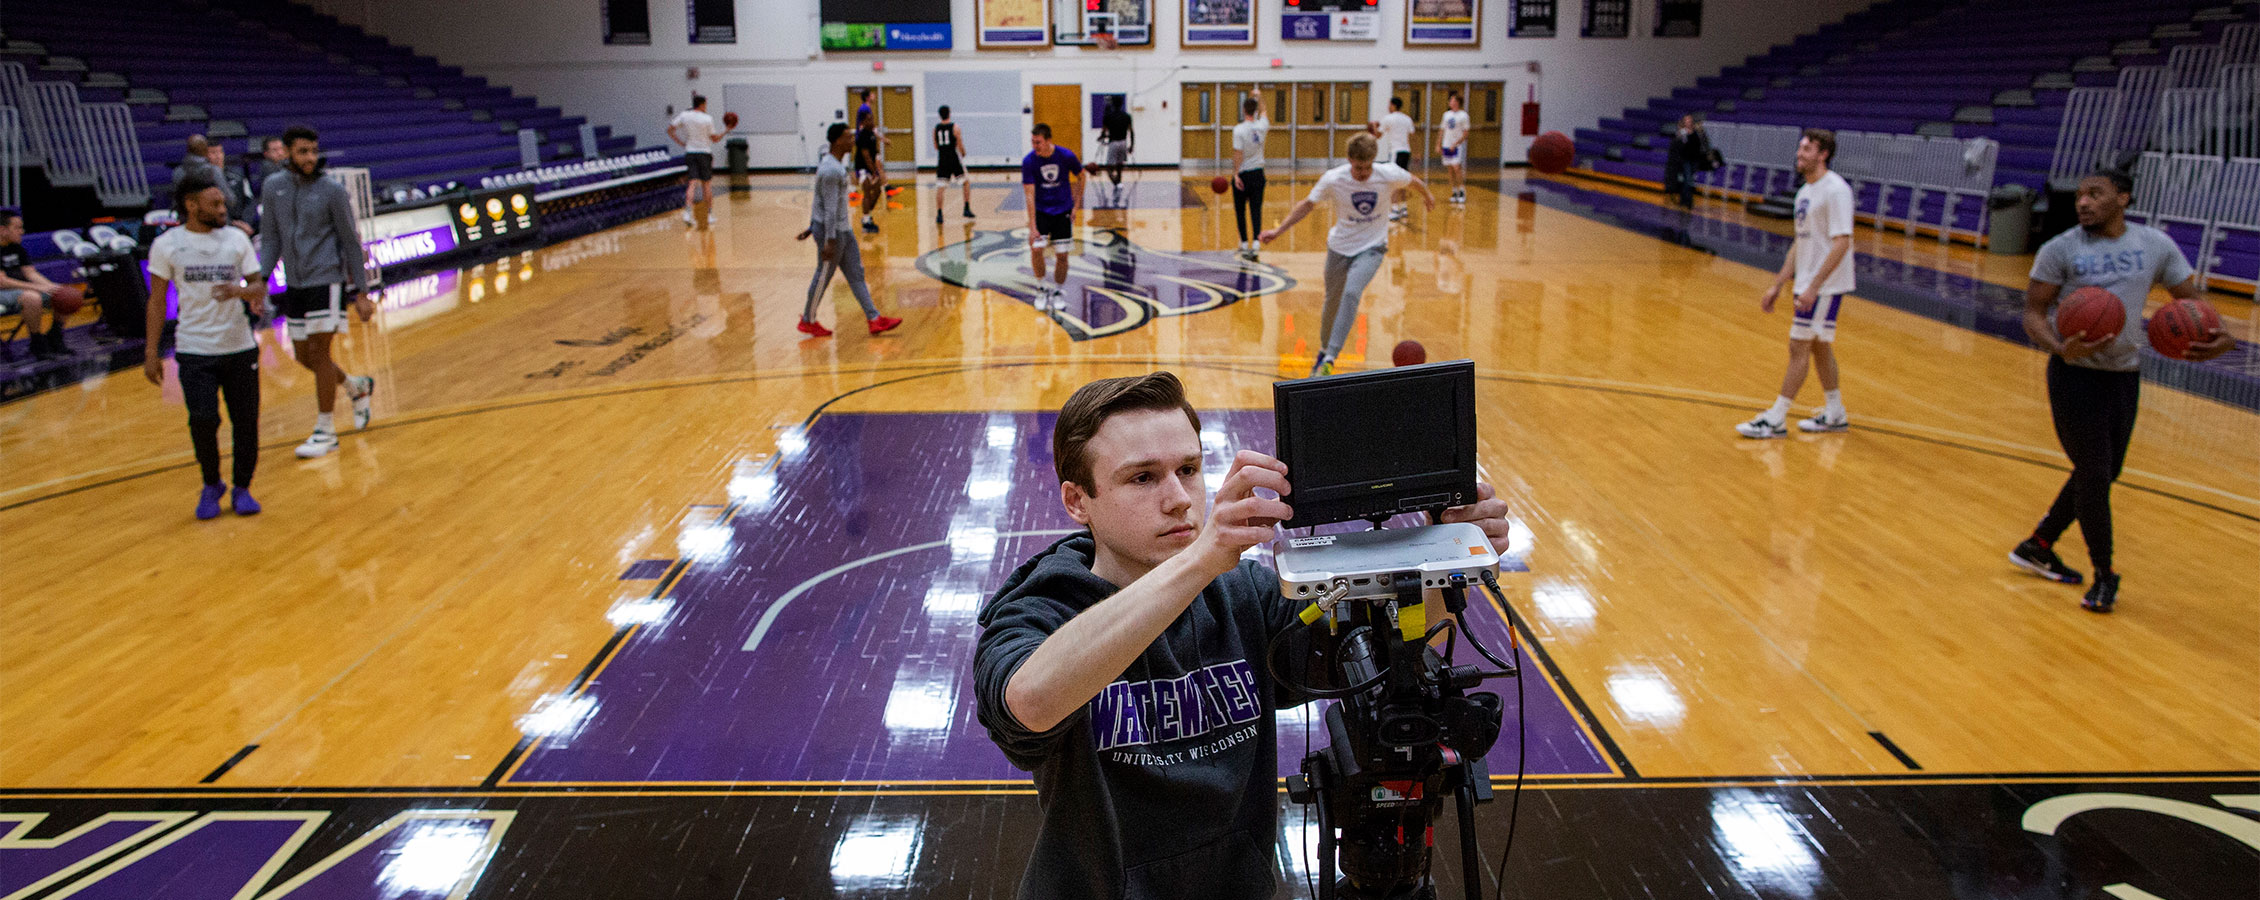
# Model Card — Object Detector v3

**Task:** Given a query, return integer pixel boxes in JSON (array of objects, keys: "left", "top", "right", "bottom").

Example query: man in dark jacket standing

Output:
[
  {"left": 1664, "top": 114, "right": 1711, "bottom": 208},
  {"left": 975, "top": 372, "right": 1513, "bottom": 899},
  {"left": 259, "top": 125, "right": 377, "bottom": 459}
]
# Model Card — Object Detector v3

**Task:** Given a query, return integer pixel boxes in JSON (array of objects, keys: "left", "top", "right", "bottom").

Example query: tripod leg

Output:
[{"left": 1457, "top": 776, "right": 1481, "bottom": 900}]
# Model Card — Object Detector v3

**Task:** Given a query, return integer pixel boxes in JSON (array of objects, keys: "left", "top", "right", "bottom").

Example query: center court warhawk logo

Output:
[{"left": 913, "top": 227, "right": 1294, "bottom": 340}]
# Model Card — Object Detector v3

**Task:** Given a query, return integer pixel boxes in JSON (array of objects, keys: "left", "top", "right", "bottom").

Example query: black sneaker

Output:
[
  {"left": 2008, "top": 539, "right": 2083, "bottom": 585},
  {"left": 963, "top": 204, "right": 975, "bottom": 219},
  {"left": 2081, "top": 573, "right": 2118, "bottom": 613}
]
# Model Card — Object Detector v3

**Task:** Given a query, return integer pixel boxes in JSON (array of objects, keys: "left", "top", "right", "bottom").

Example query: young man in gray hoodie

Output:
[
  {"left": 259, "top": 125, "right": 376, "bottom": 459},
  {"left": 975, "top": 372, "right": 1512, "bottom": 899}
]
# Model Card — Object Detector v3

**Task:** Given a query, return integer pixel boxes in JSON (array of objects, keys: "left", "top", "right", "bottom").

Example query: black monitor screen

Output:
[{"left": 1274, "top": 360, "right": 1478, "bottom": 527}]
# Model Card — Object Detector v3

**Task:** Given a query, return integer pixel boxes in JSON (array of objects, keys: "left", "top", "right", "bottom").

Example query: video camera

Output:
[{"left": 1267, "top": 360, "right": 1524, "bottom": 900}]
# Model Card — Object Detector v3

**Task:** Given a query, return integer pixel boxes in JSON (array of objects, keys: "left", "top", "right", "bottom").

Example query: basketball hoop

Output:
[{"left": 1093, "top": 31, "right": 1118, "bottom": 49}]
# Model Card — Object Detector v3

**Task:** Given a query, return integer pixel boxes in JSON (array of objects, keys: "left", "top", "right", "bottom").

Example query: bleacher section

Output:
[
  {"left": 1574, "top": 0, "right": 2247, "bottom": 195},
  {"left": 0, "top": 0, "right": 657, "bottom": 207}
]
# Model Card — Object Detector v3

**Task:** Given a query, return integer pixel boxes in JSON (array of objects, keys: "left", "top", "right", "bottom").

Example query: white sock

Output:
[
  {"left": 1763, "top": 397, "right": 1792, "bottom": 423},
  {"left": 314, "top": 412, "right": 335, "bottom": 433},
  {"left": 1824, "top": 390, "right": 1844, "bottom": 415}
]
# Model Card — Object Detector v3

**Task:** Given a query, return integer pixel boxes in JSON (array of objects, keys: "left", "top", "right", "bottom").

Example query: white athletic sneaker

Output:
[
  {"left": 348, "top": 375, "right": 375, "bottom": 429},
  {"left": 1734, "top": 415, "right": 1788, "bottom": 439},
  {"left": 1798, "top": 411, "right": 1850, "bottom": 433},
  {"left": 1389, "top": 206, "right": 1409, "bottom": 221},
  {"left": 681, "top": 209, "right": 694, "bottom": 226},
  {"left": 295, "top": 429, "right": 339, "bottom": 458}
]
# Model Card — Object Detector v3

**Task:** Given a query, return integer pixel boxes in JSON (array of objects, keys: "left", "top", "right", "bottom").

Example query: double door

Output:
[
  {"left": 1180, "top": 81, "right": 1368, "bottom": 169},
  {"left": 844, "top": 85, "right": 916, "bottom": 165},
  {"left": 1388, "top": 81, "right": 1506, "bottom": 165}
]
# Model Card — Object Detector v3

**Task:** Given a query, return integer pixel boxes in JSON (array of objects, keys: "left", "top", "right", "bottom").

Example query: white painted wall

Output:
[{"left": 304, "top": 0, "right": 1874, "bottom": 169}]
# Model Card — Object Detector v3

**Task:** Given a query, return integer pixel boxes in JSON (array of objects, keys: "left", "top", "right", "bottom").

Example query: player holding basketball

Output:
[
  {"left": 1437, "top": 91, "right": 1470, "bottom": 206},
  {"left": 1258, "top": 132, "right": 1433, "bottom": 377},
  {"left": 2007, "top": 169, "right": 2230, "bottom": 613},
  {"left": 1229, "top": 95, "right": 1268, "bottom": 260},
  {"left": 260, "top": 125, "right": 376, "bottom": 459},
  {"left": 1736, "top": 128, "right": 1854, "bottom": 438},
  {"left": 1021, "top": 123, "right": 1085, "bottom": 311},
  {"left": 1379, "top": 97, "right": 1417, "bottom": 221},
  {"left": 933, "top": 105, "right": 974, "bottom": 224},
  {"left": 145, "top": 173, "right": 268, "bottom": 519},
  {"left": 796, "top": 123, "right": 902, "bottom": 338},
  {"left": 667, "top": 94, "right": 725, "bottom": 228}
]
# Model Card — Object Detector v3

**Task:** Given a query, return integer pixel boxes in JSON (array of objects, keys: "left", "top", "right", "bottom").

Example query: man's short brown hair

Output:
[
  {"left": 1346, "top": 132, "right": 1378, "bottom": 163},
  {"left": 1053, "top": 372, "right": 1202, "bottom": 495},
  {"left": 1800, "top": 127, "right": 1835, "bottom": 163}
]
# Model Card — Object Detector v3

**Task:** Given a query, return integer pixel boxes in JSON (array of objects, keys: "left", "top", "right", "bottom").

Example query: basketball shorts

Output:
[
  {"left": 1442, "top": 146, "right": 1463, "bottom": 166},
  {"left": 1032, "top": 211, "right": 1073, "bottom": 247},
  {"left": 936, "top": 154, "right": 966, "bottom": 182},
  {"left": 278, "top": 283, "right": 352, "bottom": 340},
  {"left": 1104, "top": 140, "right": 1131, "bottom": 167},
  {"left": 1789, "top": 293, "right": 1844, "bottom": 343},
  {"left": 684, "top": 151, "right": 713, "bottom": 181},
  {"left": 1393, "top": 150, "right": 1412, "bottom": 169}
]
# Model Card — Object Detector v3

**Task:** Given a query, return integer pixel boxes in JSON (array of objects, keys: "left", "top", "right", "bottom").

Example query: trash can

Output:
[
  {"left": 725, "top": 137, "right": 750, "bottom": 191},
  {"left": 1986, "top": 184, "right": 2034, "bottom": 255}
]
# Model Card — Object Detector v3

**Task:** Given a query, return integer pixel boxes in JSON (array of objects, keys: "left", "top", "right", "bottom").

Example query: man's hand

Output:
[
  {"left": 142, "top": 355, "right": 163, "bottom": 386},
  {"left": 1794, "top": 288, "right": 1819, "bottom": 315},
  {"left": 1232, "top": 174, "right": 1243, "bottom": 192},
  {"left": 1186, "top": 450, "right": 1292, "bottom": 578},
  {"left": 795, "top": 227, "right": 812, "bottom": 241},
  {"left": 353, "top": 290, "right": 377, "bottom": 322},
  {"left": 1436, "top": 482, "right": 1512, "bottom": 554},
  {"left": 1759, "top": 283, "right": 1780, "bottom": 313},
  {"left": 2186, "top": 329, "right": 2234, "bottom": 361},
  {"left": 821, "top": 238, "right": 841, "bottom": 263},
  {"left": 1257, "top": 227, "right": 1280, "bottom": 245},
  {"left": 2058, "top": 330, "right": 2111, "bottom": 360}
]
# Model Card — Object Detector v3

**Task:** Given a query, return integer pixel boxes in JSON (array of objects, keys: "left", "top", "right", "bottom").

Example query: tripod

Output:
[{"left": 1281, "top": 577, "right": 1513, "bottom": 900}]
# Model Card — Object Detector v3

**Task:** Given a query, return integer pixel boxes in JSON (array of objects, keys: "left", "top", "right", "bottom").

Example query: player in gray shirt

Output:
[
  {"left": 2008, "top": 169, "right": 2231, "bottom": 612},
  {"left": 795, "top": 122, "right": 900, "bottom": 338}
]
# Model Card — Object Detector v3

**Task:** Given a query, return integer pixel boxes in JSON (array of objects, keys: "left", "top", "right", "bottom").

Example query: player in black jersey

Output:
[{"left": 933, "top": 105, "right": 974, "bottom": 224}]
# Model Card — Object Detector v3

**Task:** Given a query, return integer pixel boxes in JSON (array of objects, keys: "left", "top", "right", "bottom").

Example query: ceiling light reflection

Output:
[
  {"left": 966, "top": 478, "right": 1010, "bottom": 501},
  {"left": 516, "top": 693, "right": 598, "bottom": 744},
  {"left": 1709, "top": 791, "right": 1822, "bottom": 898},
  {"left": 1605, "top": 667, "right": 1684, "bottom": 726},
  {"left": 677, "top": 523, "right": 732, "bottom": 561},
  {"left": 606, "top": 595, "right": 675, "bottom": 628},
  {"left": 986, "top": 424, "right": 1017, "bottom": 449},
  {"left": 883, "top": 678, "right": 958, "bottom": 734},
  {"left": 378, "top": 821, "right": 492, "bottom": 896},
  {"left": 831, "top": 814, "right": 923, "bottom": 891},
  {"left": 1530, "top": 579, "right": 1596, "bottom": 624}
]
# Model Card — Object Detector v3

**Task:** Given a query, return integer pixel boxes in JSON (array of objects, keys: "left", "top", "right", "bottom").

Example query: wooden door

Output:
[
  {"left": 1334, "top": 82, "right": 1370, "bottom": 161},
  {"left": 1032, "top": 83, "right": 1084, "bottom": 158},
  {"left": 881, "top": 85, "right": 915, "bottom": 164},
  {"left": 1262, "top": 83, "right": 1292, "bottom": 162},
  {"left": 1466, "top": 81, "right": 1504, "bottom": 163},
  {"left": 1293, "top": 83, "right": 1331, "bottom": 166},
  {"left": 1430, "top": 81, "right": 1469, "bottom": 164},
  {"left": 1181, "top": 82, "right": 1217, "bottom": 161}
]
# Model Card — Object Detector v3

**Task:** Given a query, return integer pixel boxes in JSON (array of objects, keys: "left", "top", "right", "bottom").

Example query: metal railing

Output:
[
  {"left": 0, "top": 106, "right": 20, "bottom": 210},
  {"left": 2221, "top": 22, "right": 2260, "bottom": 65},
  {"left": 2115, "top": 66, "right": 2172, "bottom": 154},
  {"left": 2209, "top": 156, "right": 2260, "bottom": 292},
  {"left": 1695, "top": 122, "right": 1998, "bottom": 242},
  {"left": 2127, "top": 152, "right": 2225, "bottom": 283},
  {"left": 2050, "top": 87, "right": 2126, "bottom": 189},
  {"left": 23, "top": 82, "right": 95, "bottom": 188},
  {"left": 2222, "top": 65, "right": 2260, "bottom": 161},
  {"left": 2166, "top": 43, "right": 2222, "bottom": 88},
  {"left": 0, "top": 63, "right": 40, "bottom": 168},
  {"left": 81, "top": 102, "right": 147, "bottom": 208}
]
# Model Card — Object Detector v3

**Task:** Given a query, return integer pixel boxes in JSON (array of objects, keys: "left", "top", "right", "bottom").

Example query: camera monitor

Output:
[{"left": 1273, "top": 360, "right": 1479, "bottom": 529}]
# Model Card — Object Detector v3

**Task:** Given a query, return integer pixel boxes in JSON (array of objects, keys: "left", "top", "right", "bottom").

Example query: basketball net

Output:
[{"left": 1094, "top": 32, "right": 1118, "bottom": 49}]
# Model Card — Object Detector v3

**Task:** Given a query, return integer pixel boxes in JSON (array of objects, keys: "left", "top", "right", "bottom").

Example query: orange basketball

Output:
[
  {"left": 1392, "top": 340, "right": 1426, "bottom": 367},
  {"left": 1210, "top": 175, "right": 1231, "bottom": 194},
  {"left": 723, "top": 112, "right": 739, "bottom": 129},
  {"left": 2144, "top": 297, "right": 2221, "bottom": 359},
  {"left": 2055, "top": 286, "right": 2125, "bottom": 344},
  {"left": 48, "top": 284, "right": 86, "bottom": 316},
  {"left": 1529, "top": 131, "right": 1574, "bottom": 175}
]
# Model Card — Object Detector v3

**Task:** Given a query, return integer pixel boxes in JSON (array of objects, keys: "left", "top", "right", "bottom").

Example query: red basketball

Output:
[
  {"left": 1392, "top": 340, "right": 1426, "bottom": 367},
  {"left": 1529, "top": 131, "right": 1574, "bottom": 175},
  {"left": 723, "top": 112, "right": 739, "bottom": 129},
  {"left": 1211, "top": 175, "right": 1231, "bottom": 194},
  {"left": 48, "top": 284, "right": 86, "bottom": 316},
  {"left": 2144, "top": 298, "right": 2221, "bottom": 360},
  {"left": 2055, "top": 286, "right": 2125, "bottom": 345}
]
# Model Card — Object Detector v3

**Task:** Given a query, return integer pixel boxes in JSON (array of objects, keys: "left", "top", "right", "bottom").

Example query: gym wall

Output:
[{"left": 301, "top": 0, "right": 1873, "bottom": 169}]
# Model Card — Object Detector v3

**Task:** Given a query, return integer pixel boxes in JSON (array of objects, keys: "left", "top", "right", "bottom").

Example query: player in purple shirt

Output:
[{"left": 1020, "top": 123, "right": 1085, "bottom": 311}]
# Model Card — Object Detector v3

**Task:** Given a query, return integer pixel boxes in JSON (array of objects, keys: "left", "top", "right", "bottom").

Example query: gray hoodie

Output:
[
  {"left": 258, "top": 168, "right": 368, "bottom": 292},
  {"left": 975, "top": 533, "right": 1312, "bottom": 900}
]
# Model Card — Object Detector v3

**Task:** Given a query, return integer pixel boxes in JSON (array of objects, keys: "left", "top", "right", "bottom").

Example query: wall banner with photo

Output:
[
  {"left": 1407, "top": 0, "right": 1481, "bottom": 45},
  {"left": 1183, "top": 0, "right": 1256, "bottom": 46},
  {"left": 977, "top": 0, "right": 1050, "bottom": 47},
  {"left": 1056, "top": 0, "right": 1153, "bottom": 46}
]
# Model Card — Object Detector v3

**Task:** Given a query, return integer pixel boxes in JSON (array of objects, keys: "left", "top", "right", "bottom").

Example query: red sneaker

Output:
[
  {"left": 797, "top": 319, "right": 833, "bottom": 337},
  {"left": 867, "top": 315, "right": 903, "bottom": 335}
]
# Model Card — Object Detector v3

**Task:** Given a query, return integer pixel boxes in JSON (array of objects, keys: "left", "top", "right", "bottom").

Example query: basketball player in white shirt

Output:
[
  {"left": 1378, "top": 97, "right": 1417, "bottom": 221},
  {"left": 1737, "top": 128, "right": 1856, "bottom": 438},
  {"left": 1437, "top": 91, "right": 1471, "bottom": 205}
]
